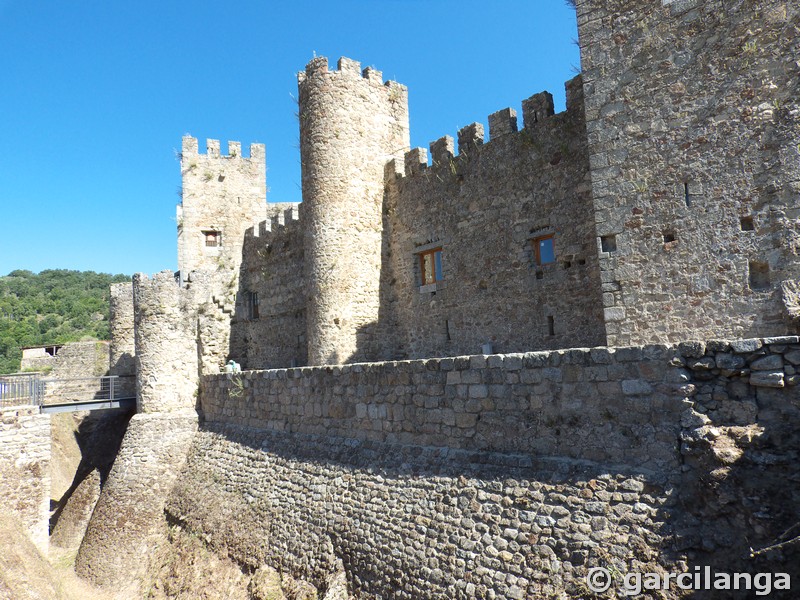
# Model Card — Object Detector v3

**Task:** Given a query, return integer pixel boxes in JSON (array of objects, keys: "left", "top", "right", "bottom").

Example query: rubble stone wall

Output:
[
  {"left": 576, "top": 0, "right": 800, "bottom": 345},
  {"left": 381, "top": 76, "right": 606, "bottom": 359},
  {"left": 232, "top": 207, "right": 307, "bottom": 370},
  {"left": 175, "top": 336, "right": 800, "bottom": 598},
  {"left": 0, "top": 406, "right": 50, "bottom": 553}
]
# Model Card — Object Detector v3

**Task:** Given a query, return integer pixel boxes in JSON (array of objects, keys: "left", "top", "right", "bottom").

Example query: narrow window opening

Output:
[
  {"left": 600, "top": 235, "right": 617, "bottom": 253},
  {"left": 663, "top": 232, "right": 676, "bottom": 243},
  {"left": 547, "top": 316, "right": 555, "bottom": 336},
  {"left": 749, "top": 261, "right": 770, "bottom": 290},
  {"left": 248, "top": 291, "right": 260, "bottom": 320},
  {"left": 445, "top": 319, "right": 451, "bottom": 341},
  {"left": 684, "top": 182, "right": 691, "bottom": 207},
  {"left": 740, "top": 216, "right": 755, "bottom": 231}
]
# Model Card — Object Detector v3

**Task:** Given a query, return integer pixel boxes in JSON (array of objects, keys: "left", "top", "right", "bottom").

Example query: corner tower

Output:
[
  {"left": 177, "top": 136, "right": 267, "bottom": 278},
  {"left": 576, "top": 0, "right": 800, "bottom": 344},
  {"left": 298, "top": 57, "right": 410, "bottom": 365}
]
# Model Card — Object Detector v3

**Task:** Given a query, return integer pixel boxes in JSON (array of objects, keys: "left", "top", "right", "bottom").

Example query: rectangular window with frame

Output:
[
  {"left": 248, "top": 291, "right": 260, "bottom": 320},
  {"left": 532, "top": 234, "right": 555, "bottom": 265},
  {"left": 419, "top": 247, "right": 443, "bottom": 285},
  {"left": 203, "top": 230, "right": 221, "bottom": 247}
]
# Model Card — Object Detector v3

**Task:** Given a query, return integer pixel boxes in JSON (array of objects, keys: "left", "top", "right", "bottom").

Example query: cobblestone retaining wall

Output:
[
  {"left": 168, "top": 425, "right": 671, "bottom": 599},
  {"left": 186, "top": 336, "right": 799, "bottom": 598}
]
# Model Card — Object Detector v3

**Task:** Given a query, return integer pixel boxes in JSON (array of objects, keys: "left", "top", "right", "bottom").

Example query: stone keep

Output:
[
  {"left": 177, "top": 135, "right": 267, "bottom": 278},
  {"left": 576, "top": 0, "right": 800, "bottom": 345},
  {"left": 298, "top": 57, "right": 410, "bottom": 365}
]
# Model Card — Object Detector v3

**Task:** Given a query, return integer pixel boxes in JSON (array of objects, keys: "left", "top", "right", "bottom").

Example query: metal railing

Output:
[
  {"left": 0, "top": 373, "right": 44, "bottom": 407},
  {"left": 39, "top": 375, "right": 133, "bottom": 405},
  {"left": 0, "top": 374, "right": 135, "bottom": 409}
]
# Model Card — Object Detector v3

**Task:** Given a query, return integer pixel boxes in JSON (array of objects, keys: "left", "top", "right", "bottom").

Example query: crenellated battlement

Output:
[
  {"left": 244, "top": 203, "right": 303, "bottom": 240},
  {"left": 297, "top": 55, "right": 407, "bottom": 97},
  {"left": 388, "top": 75, "right": 585, "bottom": 181},
  {"left": 181, "top": 135, "right": 264, "bottom": 160}
]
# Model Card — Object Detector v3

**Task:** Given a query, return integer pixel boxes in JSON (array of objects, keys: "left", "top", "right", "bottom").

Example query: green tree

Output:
[{"left": 0, "top": 269, "right": 130, "bottom": 374}]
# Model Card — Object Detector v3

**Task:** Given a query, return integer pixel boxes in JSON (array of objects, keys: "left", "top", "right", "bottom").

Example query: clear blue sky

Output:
[{"left": 0, "top": 0, "right": 580, "bottom": 277}]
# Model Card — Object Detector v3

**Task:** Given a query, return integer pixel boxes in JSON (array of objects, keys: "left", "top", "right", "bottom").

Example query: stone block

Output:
[{"left": 749, "top": 371, "right": 785, "bottom": 388}]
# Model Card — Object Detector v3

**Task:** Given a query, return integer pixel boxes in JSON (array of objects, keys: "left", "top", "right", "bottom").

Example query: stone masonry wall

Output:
[
  {"left": 133, "top": 271, "right": 201, "bottom": 413},
  {"left": 177, "top": 136, "right": 268, "bottom": 278},
  {"left": 231, "top": 205, "right": 307, "bottom": 370},
  {"left": 168, "top": 425, "right": 671, "bottom": 599},
  {"left": 110, "top": 282, "right": 136, "bottom": 397},
  {"left": 176, "top": 336, "right": 799, "bottom": 598},
  {"left": 381, "top": 76, "right": 606, "bottom": 359},
  {"left": 577, "top": 0, "right": 800, "bottom": 345},
  {"left": 202, "top": 344, "right": 684, "bottom": 471},
  {"left": 0, "top": 406, "right": 51, "bottom": 553},
  {"left": 299, "top": 57, "right": 410, "bottom": 365},
  {"left": 109, "top": 282, "right": 135, "bottom": 375},
  {"left": 76, "top": 411, "right": 198, "bottom": 592}
]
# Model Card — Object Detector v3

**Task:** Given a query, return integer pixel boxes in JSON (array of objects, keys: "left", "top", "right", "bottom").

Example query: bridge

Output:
[{"left": 0, "top": 373, "right": 136, "bottom": 413}]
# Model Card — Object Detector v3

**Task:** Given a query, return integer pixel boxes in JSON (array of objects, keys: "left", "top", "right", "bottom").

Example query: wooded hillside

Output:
[{"left": 0, "top": 270, "right": 130, "bottom": 374}]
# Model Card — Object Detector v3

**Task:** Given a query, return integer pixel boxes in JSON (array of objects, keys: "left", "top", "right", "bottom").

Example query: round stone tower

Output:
[
  {"left": 298, "top": 56, "right": 410, "bottom": 365},
  {"left": 132, "top": 271, "right": 200, "bottom": 413}
]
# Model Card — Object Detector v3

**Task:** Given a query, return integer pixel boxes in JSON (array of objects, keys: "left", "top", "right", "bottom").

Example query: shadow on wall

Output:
[
  {"left": 49, "top": 408, "right": 133, "bottom": 538},
  {"left": 167, "top": 422, "right": 679, "bottom": 599},
  {"left": 656, "top": 342, "right": 800, "bottom": 600}
]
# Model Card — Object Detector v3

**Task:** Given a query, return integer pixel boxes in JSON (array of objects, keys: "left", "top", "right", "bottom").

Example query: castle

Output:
[
  {"left": 2, "top": 1, "right": 798, "bottom": 598},
  {"left": 165, "top": 6, "right": 798, "bottom": 378}
]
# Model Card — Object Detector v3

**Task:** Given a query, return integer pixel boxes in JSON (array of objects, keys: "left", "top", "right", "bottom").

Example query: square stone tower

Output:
[{"left": 177, "top": 136, "right": 267, "bottom": 279}]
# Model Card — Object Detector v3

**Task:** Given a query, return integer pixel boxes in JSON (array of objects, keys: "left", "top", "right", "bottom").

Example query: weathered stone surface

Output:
[
  {"left": 0, "top": 407, "right": 50, "bottom": 553},
  {"left": 578, "top": 0, "right": 800, "bottom": 346},
  {"left": 750, "top": 354, "right": 784, "bottom": 371},
  {"left": 75, "top": 411, "right": 198, "bottom": 591},
  {"left": 750, "top": 371, "right": 785, "bottom": 388}
]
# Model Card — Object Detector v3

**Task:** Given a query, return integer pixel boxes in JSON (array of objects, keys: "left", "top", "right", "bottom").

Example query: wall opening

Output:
[
  {"left": 749, "top": 261, "right": 770, "bottom": 291},
  {"left": 740, "top": 216, "right": 755, "bottom": 231},
  {"left": 684, "top": 182, "right": 691, "bottom": 207},
  {"left": 600, "top": 235, "right": 617, "bottom": 253},
  {"left": 203, "top": 230, "right": 221, "bottom": 247},
  {"left": 663, "top": 231, "right": 676, "bottom": 243},
  {"left": 547, "top": 315, "right": 555, "bottom": 336}
]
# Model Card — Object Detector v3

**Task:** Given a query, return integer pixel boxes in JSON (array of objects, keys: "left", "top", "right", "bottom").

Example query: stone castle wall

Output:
[
  {"left": 577, "top": 0, "right": 800, "bottom": 345},
  {"left": 0, "top": 406, "right": 51, "bottom": 553},
  {"left": 201, "top": 344, "right": 685, "bottom": 470},
  {"left": 381, "top": 76, "right": 606, "bottom": 359},
  {"left": 166, "top": 336, "right": 800, "bottom": 598},
  {"left": 232, "top": 205, "right": 307, "bottom": 369},
  {"left": 110, "top": 282, "right": 136, "bottom": 397},
  {"left": 75, "top": 411, "right": 198, "bottom": 592}
]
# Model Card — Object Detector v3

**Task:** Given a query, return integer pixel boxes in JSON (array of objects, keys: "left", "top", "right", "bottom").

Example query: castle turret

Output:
[
  {"left": 298, "top": 57, "right": 410, "bottom": 365},
  {"left": 132, "top": 271, "right": 200, "bottom": 413},
  {"left": 177, "top": 136, "right": 267, "bottom": 279}
]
